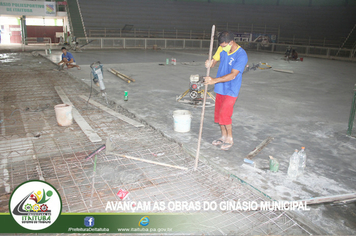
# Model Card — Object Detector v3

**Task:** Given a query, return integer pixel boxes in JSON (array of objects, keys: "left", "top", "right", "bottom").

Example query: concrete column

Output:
[{"left": 20, "top": 15, "right": 27, "bottom": 45}]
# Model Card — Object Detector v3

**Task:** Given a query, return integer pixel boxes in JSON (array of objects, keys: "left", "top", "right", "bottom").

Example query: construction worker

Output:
[
  {"left": 291, "top": 49, "right": 298, "bottom": 60},
  {"left": 58, "top": 47, "right": 81, "bottom": 70},
  {"left": 204, "top": 31, "right": 248, "bottom": 151}
]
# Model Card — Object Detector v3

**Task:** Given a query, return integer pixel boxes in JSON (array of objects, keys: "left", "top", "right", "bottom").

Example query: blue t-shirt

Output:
[
  {"left": 213, "top": 45, "right": 248, "bottom": 97},
  {"left": 62, "top": 51, "right": 75, "bottom": 62}
]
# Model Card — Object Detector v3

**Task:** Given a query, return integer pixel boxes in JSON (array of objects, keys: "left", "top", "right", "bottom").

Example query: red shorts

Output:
[{"left": 214, "top": 93, "right": 237, "bottom": 125}]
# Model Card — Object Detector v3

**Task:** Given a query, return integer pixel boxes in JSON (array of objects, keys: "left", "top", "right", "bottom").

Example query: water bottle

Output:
[
  {"left": 287, "top": 149, "right": 299, "bottom": 179},
  {"left": 298, "top": 147, "right": 307, "bottom": 176}
]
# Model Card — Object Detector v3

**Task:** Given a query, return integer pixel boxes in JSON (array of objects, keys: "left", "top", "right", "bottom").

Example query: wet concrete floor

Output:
[{"left": 34, "top": 48, "right": 356, "bottom": 234}]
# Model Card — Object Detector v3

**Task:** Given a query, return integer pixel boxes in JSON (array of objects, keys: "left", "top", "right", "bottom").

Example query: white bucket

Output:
[
  {"left": 54, "top": 104, "right": 73, "bottom": 126},
  {"left": 173, "top": 110, "right": 191, "bottom": 132}
]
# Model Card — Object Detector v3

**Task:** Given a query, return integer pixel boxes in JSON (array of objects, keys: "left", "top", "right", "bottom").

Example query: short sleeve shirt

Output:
[
  {"left": 213, "top": 45, "right": 248, "bottom": 97},
  {"left": 62, "top": 51, "right": 75, "bottom": 63}
]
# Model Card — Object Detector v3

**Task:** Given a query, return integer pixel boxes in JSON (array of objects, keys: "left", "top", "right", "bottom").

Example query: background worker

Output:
[
  {"left": 291, "top": 49, "right": 298, "bottom": 60},
  {"left": 204, "top": 31, "right": 248, "bottom": 151},
  {"left": 58, "top": 47, "right": 81, "bottom": 70}
]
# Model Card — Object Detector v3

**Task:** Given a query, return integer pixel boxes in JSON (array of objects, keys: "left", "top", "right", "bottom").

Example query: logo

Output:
[
  {"left": 9, "top": 180, "right": 62, "bottom": 230},
  {"left": 229, "top": 57, "right": 235, "bottom": 66},
  {"left": 45, "top": 3, "right": 56, "bottom": 15},
  {"left": 138, "top": 216, "right": 150, "bottom": 227},
  {"left": 84, "top": 216, "right": 95, "bottom": 227}
]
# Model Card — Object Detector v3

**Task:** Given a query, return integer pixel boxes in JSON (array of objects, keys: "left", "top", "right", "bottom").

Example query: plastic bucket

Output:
[
  {"left": 54, "top": 104, "right": 73, "bottom": 126},
  {"left": 173, "top": 110, "right": 191, "bottom": 132},
  {"left": 300, "top": 57, "right": 303, "bottom": 61}
]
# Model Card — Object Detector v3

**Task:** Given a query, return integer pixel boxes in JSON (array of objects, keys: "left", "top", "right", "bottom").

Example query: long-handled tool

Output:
[{"left": 194, "top": 25, "right": 215, "bottom": 171}]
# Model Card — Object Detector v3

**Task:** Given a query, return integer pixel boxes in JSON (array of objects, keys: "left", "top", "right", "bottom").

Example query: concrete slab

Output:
[{"left": 43, "top": 48, "right": 356, "bottom": 234}]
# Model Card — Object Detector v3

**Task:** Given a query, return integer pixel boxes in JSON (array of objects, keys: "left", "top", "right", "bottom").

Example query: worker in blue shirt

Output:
[
  {"left": 204, "top": 31, "right": 248, "bottom": 151},
  {"left": 58, "top": 47, "right": 81, "bottom": 70}
]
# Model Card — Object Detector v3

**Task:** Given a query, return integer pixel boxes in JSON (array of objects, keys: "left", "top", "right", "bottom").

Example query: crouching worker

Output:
[{"left": 58, "top": 47, "right": 81, "bottom": 70}]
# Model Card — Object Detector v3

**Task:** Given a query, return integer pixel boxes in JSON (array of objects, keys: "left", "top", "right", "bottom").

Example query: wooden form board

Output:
[
  {"left": 107, "top": 68, "right": 131, "bottom": 83},
  {"left": 113, "top": 153, "right": 188, "bottom": 170},
  {"left": 78, "top": 95, "right": 144, "bottom": 128},
  {"left": 111, "top": 68, "right": 135, "bottom": 82},
  {"left": 244, "top": 137, "right": 274, "bottom": 160},
  {"left": 298, "top": 193, "right": 356, "bottom": 205},
  {"left": 273, "top": 68, "right": 294, "bottom": 74},
  {"left": 54, "top": 86, "right": 102, "bottom": 143}
]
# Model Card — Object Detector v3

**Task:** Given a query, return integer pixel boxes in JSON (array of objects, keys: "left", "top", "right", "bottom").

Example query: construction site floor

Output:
[{"left": 0, "top": 46, "right": 355, "bottom": 235}]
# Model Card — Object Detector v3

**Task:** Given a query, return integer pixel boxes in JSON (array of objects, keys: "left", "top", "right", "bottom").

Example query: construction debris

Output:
[
  {"left": 113, "top": 153, "right": 188, "bottom": 171},
  {"left": 108, "top": 68, "right": 131, "bottom": 83},
  {"left": 108, "top": 68, "right": 135, "bottom": 83},
  {"left": 105, "top": 138, "right": 187, "bottom": 170},
  {"left": 244, "top": 137, "right": 274, "bottom": 160},
  {"left": 85, "top": 144, "right": 106, "bottom": 160},
  {"left": 273, "top": 68, "right": 294, "bottom": 74},
  {"left": 244, "top": 158, "right": 254, "bottom": 164},
  {"left": 298, "top": 193, "right": 356, "bottom": 205}
]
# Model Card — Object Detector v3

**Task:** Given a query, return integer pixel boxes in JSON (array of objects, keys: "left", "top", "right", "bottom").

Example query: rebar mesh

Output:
[{"left": 0, "top": 53, "right": 316, "bottom": 235}]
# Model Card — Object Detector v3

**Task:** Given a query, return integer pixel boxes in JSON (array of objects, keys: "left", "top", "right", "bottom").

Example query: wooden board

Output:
[
  {"left": 54, "top": 86, "right": 102, "bottom": 143},
  {"left": 298, "top": 193, "right": 356, "bottom": 205},
  {"left": 79, "top": 95, "right": 144, "bottom": 128},
  {"left": 111, "top": 68, "right": 135, "bottom": 82},
  {"left": 107, "top": 68, "right": 131, "bottom": 83},
  {"left": 112, "top": 153, "right": 188, "bottom": 170},
  {"left": 244, "top": 137, "right": 274, "bottom": 160},
  {"left": 273, "top": 68, "right": 294, "bottom": 74}
]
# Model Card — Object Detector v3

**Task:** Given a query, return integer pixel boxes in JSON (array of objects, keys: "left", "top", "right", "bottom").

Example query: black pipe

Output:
[{"left": 85, "top": 144, "right": 106, "bottom": 160}]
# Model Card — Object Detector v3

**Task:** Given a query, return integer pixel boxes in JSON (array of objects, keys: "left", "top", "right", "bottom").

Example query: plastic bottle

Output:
[
  {"left": 287, "top": 149, "right": 299, "bottom": 179},
  {"left": 298, "top": 147, "right": 307, "bottom": 176}
]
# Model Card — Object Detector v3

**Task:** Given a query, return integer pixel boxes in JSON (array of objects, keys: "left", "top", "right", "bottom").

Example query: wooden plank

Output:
[
  {"left": 244, "top": 137, "right": 274, "bottom": 160},
  {"left": 107, "top": 68, "right": 131, "bottom": 83},
  {"left": 111, "top": 68, "right": 135, "bottom": 82},
  {"left": 273, "top": 68, "right": 294, "bottom": 74},
  {"left": 298, "top": 193, "right": 356, "bottom": 205},
  {"left": 54, "top": 86, "right": 102, "bottom": 143},
  {"left": 78, "top": 95, "right": 144, "bottom": 128},
  {"left": 112, "top": 153, "right": 188, "bottom": 171}
]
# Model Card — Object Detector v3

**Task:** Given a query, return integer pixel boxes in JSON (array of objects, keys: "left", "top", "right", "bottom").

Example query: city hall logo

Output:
[
  {"left": 45, "top": 3, "right": 56, "bottom": 15},
  {"left": 9, "top": 180, "right": 62, "bottom": 230}
]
